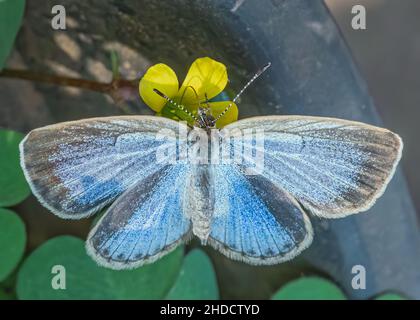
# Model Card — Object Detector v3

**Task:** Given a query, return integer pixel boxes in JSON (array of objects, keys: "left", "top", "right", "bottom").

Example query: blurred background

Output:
[
  {"left": 326, "top": 0, "right": 420, "bottom": 218},
  {"left": 0, "top": 0, "right": 418, "bottom": 299}
]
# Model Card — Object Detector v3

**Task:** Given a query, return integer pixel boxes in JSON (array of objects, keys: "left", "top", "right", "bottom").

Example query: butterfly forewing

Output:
[
  {"left": 223, "top": 115, "right": 403, "bottom": 218},
  {"left": 20, "top": 116, "right": 188, "bottom": 219}
]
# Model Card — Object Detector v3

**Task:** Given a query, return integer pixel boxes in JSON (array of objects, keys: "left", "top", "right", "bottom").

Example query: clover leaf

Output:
[
  {"left": 0, "top": 209, "right": 26, "bottom": 282},
  {"left": 0, "top": 0, "right": 26, "bottom": 69},
  {"left": 0, "top": 129, "right": 30, "bottom": 207},
  {"left": 166, "top": 249, "right": 219, "bottom": 299},
  {"left": 17, "top": 236, "right": 183, "bottom": 299},
  {"left": 271, "top": 276, "right": 346, "bottom": 300}
]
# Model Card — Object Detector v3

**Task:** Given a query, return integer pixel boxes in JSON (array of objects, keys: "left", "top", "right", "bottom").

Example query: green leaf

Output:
[
  {"left": 375, "top": 293, "right": 406, "bottom": 300},
  {"left": 0, "top": 129, "right": 30, "bottom": 206},
  {"left": 0, "top": 208, "right": 26, "bottom": 281},
  {"left": 0, "top": 288, "right": 16, "bottom": 300},
  {"left": 0, "top": 271, "right": 18, "bottom": 300},
  {"left": 17, "top": 236, "right": 184, "bottom": 299},
  {"left": 0, "top": 0, "right": 26, "bottom": 69},
  {"left": 166, "top": 249, "right": 219, "bottom": 300},
  {"left": 110, "top": 50, "right": 120, "bottom": 79},
  {"left": 271, "top": 276, "right": 347, "bottom": 300}
]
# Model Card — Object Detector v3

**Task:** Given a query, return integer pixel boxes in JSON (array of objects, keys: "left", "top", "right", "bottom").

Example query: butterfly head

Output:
[{"left": 196, "top": 105, "right": 216, "bottom": 129}]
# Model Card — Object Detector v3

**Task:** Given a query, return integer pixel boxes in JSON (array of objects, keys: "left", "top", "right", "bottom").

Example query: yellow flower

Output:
[{"left": 139, "top": 57, "right": 238, "bottom": 128}]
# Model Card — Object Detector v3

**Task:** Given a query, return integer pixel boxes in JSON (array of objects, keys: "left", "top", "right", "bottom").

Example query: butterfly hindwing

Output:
[
  {"left": 223, "top": 115, "right": 403, "bottom": 218},
  {"left": 207, "top": 165, "right": 313, "bottom": 265},
  {"left": 86, "top": 164, "right": 191, "bottom": 269},
  {"left": 20, "top": 116, "right": 187, "bottom": 219}
]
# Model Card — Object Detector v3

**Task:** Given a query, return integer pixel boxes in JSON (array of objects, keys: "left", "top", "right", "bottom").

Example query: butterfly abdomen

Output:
[{"left": 183, "top": 165, "right": 215, "bottom": 244}]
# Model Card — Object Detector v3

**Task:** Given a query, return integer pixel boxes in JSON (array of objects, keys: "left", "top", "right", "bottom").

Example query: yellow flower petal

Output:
[
  {"left": 208, "top": 101, "right": 238, "bottom": 128},
  {"left": 139, "top": 63, "right": 179, "bottom": 112},
  {"left": 179, "top": 57, "right": 228, "bottom": 105}
]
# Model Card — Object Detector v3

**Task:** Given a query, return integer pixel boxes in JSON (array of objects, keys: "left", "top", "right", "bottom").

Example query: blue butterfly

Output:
[{"left": 19, "top": 65, "right": 403, "bottom": 269}]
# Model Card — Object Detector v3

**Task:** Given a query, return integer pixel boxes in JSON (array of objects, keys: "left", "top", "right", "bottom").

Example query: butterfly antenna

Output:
[
  {"left": 212, "top": 62, "right": 271, "bottom": 125},
  {"left": 153, "top": 88, "right": 199, "bottom": 122}
]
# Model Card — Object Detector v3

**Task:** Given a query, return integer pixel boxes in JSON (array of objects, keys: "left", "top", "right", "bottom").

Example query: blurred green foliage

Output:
[
  {"left": 0, "top": 0, "right": 26, "bottom": 69},
  {"left": 271, "top": 276, "right": 406, "bottom": 300},
  {"left": 0, "top": 209, "right": 26, "bottom": 281},
  {"left": 0, "top": 128, "right": 28, "bottom": 294},
  {"left": 16, "top": 236, "right": 220, "bottom": 299},
  {"left": 17, "top": 236, "right": 183, "bottom": 299},
  {"left": 0, "top": 130, "right": 30, "bottom": 206},
  {"left": 271, "top": 276, "right": 346, "bottom": 300},
  {"left": 166, "top": 249, "right": 219, "bottom": 300},
  {"left": 375, "top": 293, "right": 406, "bottom": 300}
]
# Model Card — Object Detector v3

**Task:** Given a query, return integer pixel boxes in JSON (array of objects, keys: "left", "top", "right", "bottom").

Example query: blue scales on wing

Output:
[
  {"left": 20, "top": 116, "right": 188, "bottom": 219},
  {"left": 222, "top": 115, "right": 402, "bottom": 218},
  {"left": 86, "top": 164, "right": 191, "bottom": 269},
  {"left": 207, "top": 165, "right": 313, "bottom": 265}
]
